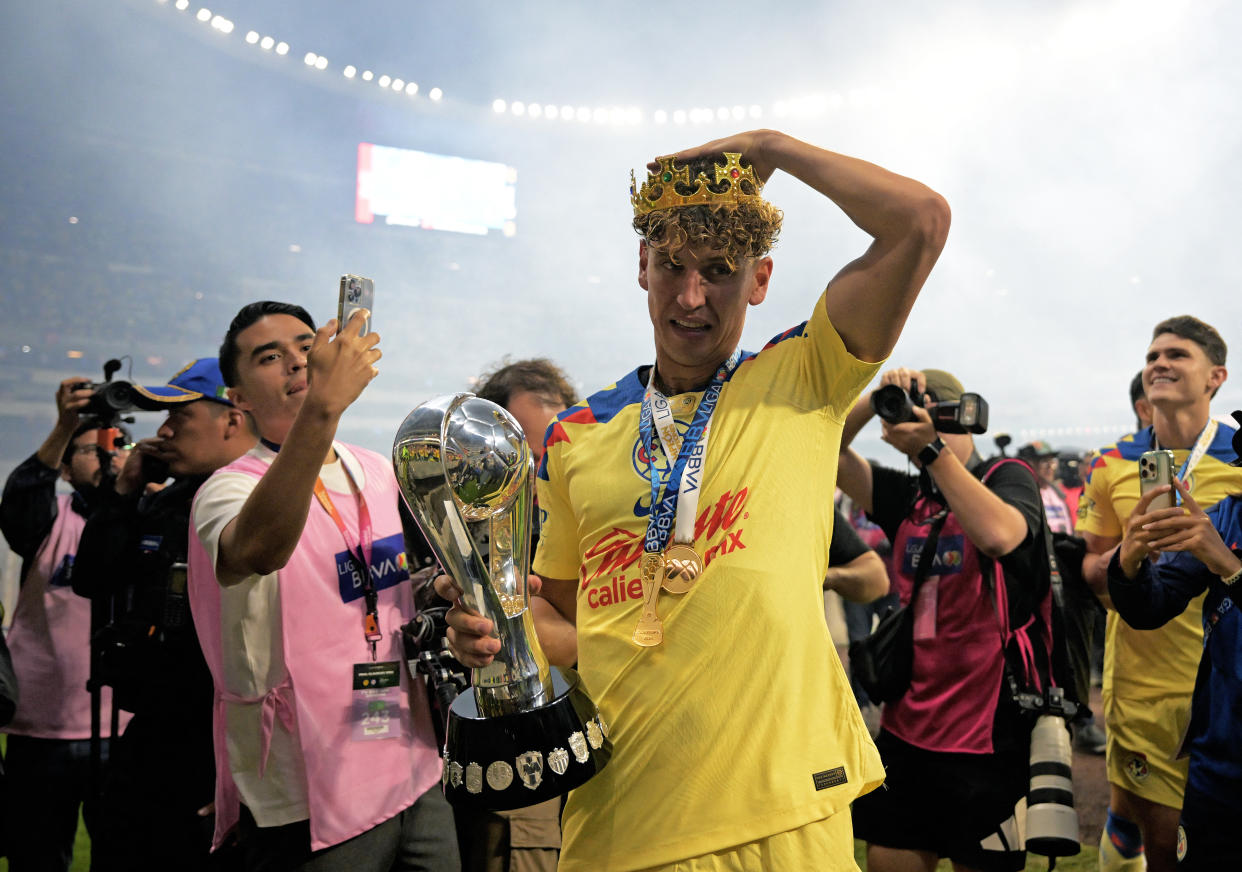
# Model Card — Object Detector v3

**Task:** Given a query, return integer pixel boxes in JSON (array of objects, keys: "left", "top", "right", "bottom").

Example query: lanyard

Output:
[
  {"left": 260, "top": 438, "right": 382, "bottom": 659},
  {"left": 1153, "top": 420, "right": 1219, "bottom": 505},
  {"left": 639, "top": 350, "right": 740, "bottom": 554}
]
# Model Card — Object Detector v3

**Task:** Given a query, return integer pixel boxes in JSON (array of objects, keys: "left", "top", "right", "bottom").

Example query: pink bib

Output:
[
  {"left": 4, "top": 494, "right": 128, "bottom": 739},
  {"left": 189, "top": 445, "right": 441, "bottom": 851}
]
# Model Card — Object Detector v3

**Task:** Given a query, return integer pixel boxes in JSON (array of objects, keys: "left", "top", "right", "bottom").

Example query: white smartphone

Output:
[
  {"left": 338, "top": 275, "right": 374, "bottom": 335},
  {"left": 1138, "top": 449, "right": 1176, "bottom": 511}
]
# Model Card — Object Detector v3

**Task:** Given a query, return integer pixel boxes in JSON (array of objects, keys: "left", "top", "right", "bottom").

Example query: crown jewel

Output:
[{"left": 630, "top": 152, "right": 764, "bottom": 217}]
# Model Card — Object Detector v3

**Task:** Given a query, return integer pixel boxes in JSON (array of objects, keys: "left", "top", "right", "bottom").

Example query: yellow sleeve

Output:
[
  {"left": 533, "top": 444, "right": 579, "bottom": 582},
  {"left": 1077, "top": 453, "right": 1122, "bottom": 539},
  {"left": 781, "top": 289, "right": 882, "bottom": 418}
]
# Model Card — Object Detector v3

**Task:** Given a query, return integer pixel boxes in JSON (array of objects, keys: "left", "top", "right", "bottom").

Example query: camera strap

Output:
[
  {"left": 639, "top": 348, "right": 741, "bottom": 554},
  {"left": 313, "top": 466, "right": 381, "bottom": 661}
]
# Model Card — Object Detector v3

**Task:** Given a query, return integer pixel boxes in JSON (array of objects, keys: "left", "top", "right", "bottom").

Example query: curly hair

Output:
[
  {"left": 632, "top": 155, "right": 782, "bottom": 268},
  {"left": 475, "top": 357, "right": 577, "bottom": 410}
]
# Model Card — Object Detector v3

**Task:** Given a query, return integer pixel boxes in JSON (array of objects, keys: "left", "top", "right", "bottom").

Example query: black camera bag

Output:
[{"left": 849, "top": 511, "right": 947, "bottom": 704}]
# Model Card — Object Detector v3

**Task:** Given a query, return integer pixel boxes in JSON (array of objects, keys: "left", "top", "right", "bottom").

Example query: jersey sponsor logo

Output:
[
  {"left": 900, "top": 534, "right": 965, "bottom": 576},
  {"left": 335, "top": 532, "right": 411, "bottom": 603},
  {"left": 581, "top": 488, "right": 750, "bottom": 610}
]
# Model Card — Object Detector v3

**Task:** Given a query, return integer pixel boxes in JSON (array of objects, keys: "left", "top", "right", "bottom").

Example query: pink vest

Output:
[
  {"left": 881, "top": 465, "right": 1022, "bottom": 754},
  {"left": 4, "top": 494, "right": 127, "bottom": 739},
  {"left": 188, "top": 446, "right": 441, "bottom": 851}
]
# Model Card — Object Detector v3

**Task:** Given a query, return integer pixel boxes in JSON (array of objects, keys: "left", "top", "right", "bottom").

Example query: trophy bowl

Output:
[{"left": 393, "top": 394, "right": 611, "bottom": 810}]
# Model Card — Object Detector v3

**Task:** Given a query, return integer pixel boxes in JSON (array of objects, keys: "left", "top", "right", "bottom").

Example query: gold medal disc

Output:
[{"left": 661, "top": 543, "right": 703, "bottom": 594}]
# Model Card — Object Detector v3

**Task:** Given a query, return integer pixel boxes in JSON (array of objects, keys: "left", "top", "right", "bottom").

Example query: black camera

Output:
[
  {"left": 870, "top": 381, "right": 990, "bottom": 435},
  {"left": 74, "top": 358, "right": 160, "bottom": 422},
  {"left": 401, "top": 567, "right": 468, "bottom": 746}
]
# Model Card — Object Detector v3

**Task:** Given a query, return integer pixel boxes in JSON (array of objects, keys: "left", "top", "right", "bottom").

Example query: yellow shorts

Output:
[
  {"left": 1104, "top": 686, "right": 1190, "bottom": 809},
  {"left": 633, "top": 809, "right": 858, "bottom": 872}
]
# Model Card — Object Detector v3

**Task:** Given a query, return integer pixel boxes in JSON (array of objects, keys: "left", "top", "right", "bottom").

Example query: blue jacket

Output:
[{"left": 1108, "top": 496, "right": 1242, "bottom": 815}]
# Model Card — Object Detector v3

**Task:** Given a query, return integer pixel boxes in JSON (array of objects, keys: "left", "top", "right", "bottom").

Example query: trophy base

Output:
[{"left": 441, "top": 667, "right": 612, "bottom": 811}]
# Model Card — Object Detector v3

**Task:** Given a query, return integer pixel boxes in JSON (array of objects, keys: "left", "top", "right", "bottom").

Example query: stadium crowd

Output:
[{"left": 2, "top": 129, "right": 1240, "bottom": 872}]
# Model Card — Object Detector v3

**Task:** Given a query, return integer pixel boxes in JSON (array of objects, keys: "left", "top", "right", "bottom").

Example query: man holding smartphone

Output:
[
  {"left": 188, "top": 302, "right": 456, "bottom": 871},
  {"left": 1079, "top": 315, "right": 1242, "bottom": 872},
  {"left": 73, "top": 358, "right": 253, "bottom": 871}
]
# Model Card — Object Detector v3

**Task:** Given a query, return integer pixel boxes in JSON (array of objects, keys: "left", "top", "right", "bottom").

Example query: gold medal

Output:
[
  {"left": 661, "top": 542, "right": 703, "bottom": 594},
  {"left": 632, "top": 551, "right": 664, "bottom": 647}
]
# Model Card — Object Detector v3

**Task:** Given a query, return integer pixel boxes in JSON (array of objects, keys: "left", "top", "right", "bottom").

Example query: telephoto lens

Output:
[{"left": 1025, "top": 714, "right": 1080, "bottom": 857}]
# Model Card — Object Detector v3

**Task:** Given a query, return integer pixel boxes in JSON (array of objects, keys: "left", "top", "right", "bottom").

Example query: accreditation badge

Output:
[{"left": 351, "top": 661, "right": 402, "bottom": 741}]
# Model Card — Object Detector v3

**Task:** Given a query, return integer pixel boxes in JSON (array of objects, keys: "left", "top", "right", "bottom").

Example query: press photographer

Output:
[
  {"left": 836, "top": 367, "right": 1074, "bottom": 872},
  {"left": 72, "top": 358, "right": 254, "bottom": 871},
  {"left": 0, "top": 374, "right": 132, "bottom": 870}
]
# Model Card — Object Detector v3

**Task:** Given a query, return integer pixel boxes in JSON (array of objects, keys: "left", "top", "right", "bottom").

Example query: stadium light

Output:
[
  {"left": 492, "top": 99, "right": 506, "bottom": 113},
  {"left": 378, "top": 74, "right": 391, "bottom": 87},
  {"left": 275, "top": 42, "right": 289, "bottom": 55},
  {"left": 196, "top": 7, "right": 211, "bottom": 22},
  {"left": 245, "top": 30, "right": 259, "bottom": 44},
  {"left": 259, "top": 36, "right": 274, "bottom": 50},
  {"left": 429, "top": 87, "right": 442, "bottom": 101},
  {"left": 405, "top": 82, "right": 418, "bottom": 95},
  {"left": 343, "top": 65, "right": 356, "bottom": 78},
  {"left": 362, "top": 70, "right": 373, "bottom": 81},
  {"left": 314, "top": 55, "right": 328, "bottom": 70}
]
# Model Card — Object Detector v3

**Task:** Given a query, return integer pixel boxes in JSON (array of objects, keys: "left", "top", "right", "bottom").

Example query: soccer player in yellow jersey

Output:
[
  {"left": 438, "top": 129, "right": 949, "bottom": 871},
  {"left": 1079, "top": 316, "right": 1242, "bottom": 872}
]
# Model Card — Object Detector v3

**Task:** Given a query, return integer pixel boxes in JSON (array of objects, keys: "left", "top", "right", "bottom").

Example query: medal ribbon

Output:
[
  {"left": 1154, "top": 419, "right": 1218, "bottom": 506},
  {"left": 639, "top": 349, "right": 741, "bottom": 554},
  {"left": 312, "top": 462, "right": 381, "bottom": 660}
]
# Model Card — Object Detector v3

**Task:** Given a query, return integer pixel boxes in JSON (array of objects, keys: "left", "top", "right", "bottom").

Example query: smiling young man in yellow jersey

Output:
[
  {"left": 1079, "top": 315, "right": 1242, "bottom": 872},
  {"left": 437, "top": 129, "right": 950, "bottom": 871}
]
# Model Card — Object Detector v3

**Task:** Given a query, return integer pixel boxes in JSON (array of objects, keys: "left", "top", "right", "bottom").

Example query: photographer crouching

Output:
[
  {"left": 837, "top": 368, "right": 1070, "bottom": 872},
  {"left": 72, "top": 358, "right": 254, "bottom": 870}
]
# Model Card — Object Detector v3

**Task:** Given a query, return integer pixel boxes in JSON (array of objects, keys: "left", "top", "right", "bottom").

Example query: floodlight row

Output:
[{"left": 156, "top": 0, "right": 444, "bottom": 101}]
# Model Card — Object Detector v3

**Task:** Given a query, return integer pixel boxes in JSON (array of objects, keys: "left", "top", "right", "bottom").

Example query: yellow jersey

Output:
[{"left": 535, "top": 292, "right": 883, "bottom": 871}]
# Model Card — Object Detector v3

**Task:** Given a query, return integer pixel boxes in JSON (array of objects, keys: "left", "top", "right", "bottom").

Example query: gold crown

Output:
[{"left": 630, "top": 152, "right": 764, "bottom": 217}]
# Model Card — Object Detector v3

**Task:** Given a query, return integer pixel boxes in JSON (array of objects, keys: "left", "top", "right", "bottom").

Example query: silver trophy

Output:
[{"left": 393, "top": 394, "right": 610, "bottom": 810}]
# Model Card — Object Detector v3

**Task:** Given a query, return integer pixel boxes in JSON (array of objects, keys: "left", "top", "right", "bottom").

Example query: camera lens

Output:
[{"left": 870, "top": 384, "right": 915, "bottom": 424}]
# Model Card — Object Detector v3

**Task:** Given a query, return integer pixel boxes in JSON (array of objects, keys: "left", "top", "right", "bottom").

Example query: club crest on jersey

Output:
[
  {"left": 1125, "top": 753, "right": 1150, "bottom": 782},
  {"left": 336, "top": 532, "right": 411, "bottom": 603},
  {"left": 631, "top": 419, "right": 690, "bottom": 484}
]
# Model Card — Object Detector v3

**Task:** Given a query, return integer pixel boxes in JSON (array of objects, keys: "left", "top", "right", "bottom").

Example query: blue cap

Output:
[{"left": 134, "top": 358, "right": 232, "bottom": 407}]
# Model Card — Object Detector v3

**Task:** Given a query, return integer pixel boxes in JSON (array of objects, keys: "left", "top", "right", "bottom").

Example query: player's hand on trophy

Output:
[
  {"left": 651, "top": 129, "right": 780, "bottom": 183},
  {"left": 305, "top": 308, "right": 381, "bottom": 415},
  {"left": 434, "top": 572, "right": 543, "bottom": 668}
]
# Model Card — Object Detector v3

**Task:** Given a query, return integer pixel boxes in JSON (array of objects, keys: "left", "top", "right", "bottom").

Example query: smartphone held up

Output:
[
  {"left": 1139, "top": 449, "right": 1177, "bottom": 511},
  {"left": 338, "top": 275, "right": 374, "bottom": 335}
]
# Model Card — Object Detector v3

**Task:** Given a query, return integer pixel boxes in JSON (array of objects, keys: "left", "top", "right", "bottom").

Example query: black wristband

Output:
[{"left": 917, "top": 437, "right": 945, "bottom": 468}]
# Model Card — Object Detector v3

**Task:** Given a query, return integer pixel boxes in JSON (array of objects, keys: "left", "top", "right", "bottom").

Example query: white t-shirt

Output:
[{"left": 193, "top": 442, "right": 366, "bottom": 827}]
